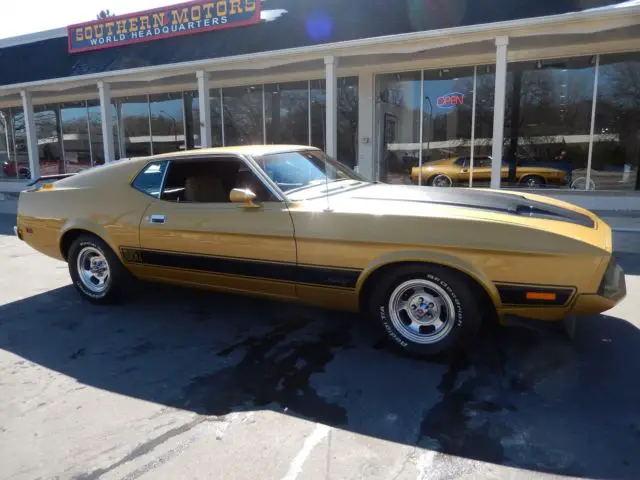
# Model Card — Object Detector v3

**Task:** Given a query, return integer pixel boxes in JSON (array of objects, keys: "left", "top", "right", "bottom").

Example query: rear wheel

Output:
[
  {"left": 367, "top": 265, "right": 483, "bottom": 357},
  {"left": 429, "top": 174, "right": 453, "bottom": 187},
  {"left": 68, "top": 234, "right": 130, "bottom": 304},
  {"left": 520, "top": 175, "right": 545, "bottom": 188}
]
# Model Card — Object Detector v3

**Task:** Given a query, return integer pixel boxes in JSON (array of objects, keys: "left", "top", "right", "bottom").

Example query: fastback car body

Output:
[
  {"left": 411, "top": 155, "right": 568, "bottom": 188},
  {"left": 15, "top": 145, "right": 626, "bottom": 356}
]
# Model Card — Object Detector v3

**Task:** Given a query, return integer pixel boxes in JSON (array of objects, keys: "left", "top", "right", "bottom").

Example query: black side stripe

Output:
[
  {"left": 121, "top": 248, "right": 361, "bottom": 289},
  {"left": 496, "top": 284, "right": 575, "bottom": 306}
]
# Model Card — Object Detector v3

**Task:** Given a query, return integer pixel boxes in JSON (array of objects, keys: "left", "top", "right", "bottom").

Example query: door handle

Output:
[{"left": 149, "top": 214, "right": 166, "bottom": 224}]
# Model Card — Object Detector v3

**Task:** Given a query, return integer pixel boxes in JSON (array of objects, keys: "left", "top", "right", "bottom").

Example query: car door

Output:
[
  {"left": 131, "top": 155, "right": 297, "bottom": 299},
  {"left": 469, "top": 156, "right": 493, "bottom": 185}
]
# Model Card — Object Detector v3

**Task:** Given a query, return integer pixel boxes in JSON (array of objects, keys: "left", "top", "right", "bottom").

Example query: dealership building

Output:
[{"left": 0, "top": 0, "right": 639, "bottom": 207}]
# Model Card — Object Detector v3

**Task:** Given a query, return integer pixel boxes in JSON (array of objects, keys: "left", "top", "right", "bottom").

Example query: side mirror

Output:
[{"left": 230, "top": 188, "right": 260, "bottom": 208}]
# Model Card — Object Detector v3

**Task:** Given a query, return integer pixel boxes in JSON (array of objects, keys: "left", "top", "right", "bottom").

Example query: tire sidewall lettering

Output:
[
  {"left": 379, "top": 306, "right": 409, "bottom": 348},
  {"left": 378, "top": 273, "right": 466, "bottom": 349}
]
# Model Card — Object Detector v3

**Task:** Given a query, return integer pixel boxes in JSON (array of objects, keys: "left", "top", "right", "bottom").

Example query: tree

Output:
[{"left": 96, "top": 9, "right": 115, "bottom": 20}]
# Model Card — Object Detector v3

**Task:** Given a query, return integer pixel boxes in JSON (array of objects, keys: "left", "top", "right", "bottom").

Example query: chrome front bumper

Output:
[{"left": 13, "top": 225, "right": 22, "bottom": 240}]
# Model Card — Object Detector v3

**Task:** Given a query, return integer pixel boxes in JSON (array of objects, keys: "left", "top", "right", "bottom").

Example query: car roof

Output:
[{"left": 134, "top": 144, "right": 319, "bottom": 163}]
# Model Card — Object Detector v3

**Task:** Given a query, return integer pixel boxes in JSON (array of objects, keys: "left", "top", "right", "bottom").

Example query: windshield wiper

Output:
[{"left": 285, "top": 178, "right": 348, "bottom": 194}]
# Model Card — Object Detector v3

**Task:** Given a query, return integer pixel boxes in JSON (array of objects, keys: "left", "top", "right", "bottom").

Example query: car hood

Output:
[{"left": 323, "top": 183, "right": 597, "bottom": 228}]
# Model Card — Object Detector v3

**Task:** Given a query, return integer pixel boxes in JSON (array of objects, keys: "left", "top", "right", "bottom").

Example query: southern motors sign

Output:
[
  {"left": 436, "top": 92, "right": 465, "bottom": 109},
  {"left": 67, "top": 0, "right": 261, "bottom": 53}
]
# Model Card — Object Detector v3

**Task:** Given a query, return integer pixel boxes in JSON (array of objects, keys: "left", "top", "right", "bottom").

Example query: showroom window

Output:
[
  {"left": 203, "top": 78, "right": 358, "bottom": 170},
  {"left": 223, "top": 85, "right": 264, "bottom": 146},
  {"left": 375, "top": 54, "right": 639, "bottom": 191},
  {"left": 421, "top": 67, "right": 475, "bottom": 187},
  {"left": 375, "top": 71, "right": 422, "bottom": 184},
  {"left": 60, "top": 101, "right": 92, "bottom": 173},
  {"left": 116, "top": 95, "right": 152, "bottom": 158},
  {"left": 149, "top": 93, "right": 185, "bottom": 155},
  {"left": 34, "top": 105, "right": 63, "bottom": 176},
  {"left": 87, "top": 99, "right": 120, "bottom": 163},
  {"left": 208, "top": 88, "right": 224, "bottom": 147},
  {"left": 265, "top": 81, "right": 309, "bottom": 146},
  {"left": 0, "top": 108, "right": 18, "bottom": 179},
  {"left": 502, "top": 57, "right": 596, "bottom": 189},
  {"left": 593, "top": 52, "right": 640, "bottom": 191}
]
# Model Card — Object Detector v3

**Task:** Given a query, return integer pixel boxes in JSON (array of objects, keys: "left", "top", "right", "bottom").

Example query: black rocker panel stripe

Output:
[
  {"left": 121, "top": 248, "right": 361, "bottom": 289},
  {"left": 496, "top": 284, "right": 575, "bottom": 306}
]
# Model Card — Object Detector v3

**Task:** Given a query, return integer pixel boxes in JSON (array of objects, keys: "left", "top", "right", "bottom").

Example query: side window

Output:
[
  {"left": 132, "top": 161, "right": 168, "bottom": 198},
  {"left": 160, "top": 157, "right": 277, "bottom": 203},
  {"left": 476, "top": 157, "right": 492, "bottom": 168},
  {"left": 454, "top": 157, "right": 469, "bottom": 167}
]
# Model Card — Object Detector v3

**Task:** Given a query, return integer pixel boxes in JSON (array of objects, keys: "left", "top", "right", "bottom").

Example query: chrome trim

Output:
[{"left": 158, "top": 160, "right": 171, "bottom": 198}]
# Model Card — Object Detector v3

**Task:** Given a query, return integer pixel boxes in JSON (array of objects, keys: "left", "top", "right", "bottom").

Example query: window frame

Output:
[
  {"left": 148, "top": 153, "right": 287, "bottom": 205},
  {"left": 130, "top": 160, "right": 170, "bottom": 198}
]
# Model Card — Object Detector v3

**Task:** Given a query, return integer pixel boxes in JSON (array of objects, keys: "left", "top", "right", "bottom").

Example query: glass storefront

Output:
[
  {"left": 375, "top": 52, "right": 640, "bottom": 191},
  {"left": 117, "top": 95, "right": 151, "bottom": 158},
  {"left": 376, "top": 71, "right": 422, "bottom": 184},
  {"left": 593, "top": 52, "right": 640, "bottom": 191},
  {"left": 265, "top": 81, "right": 309, "bottom": 145},
  {"left": 60, "top": 102, "right": 92, "bottom": 173},
  {"left": 0, "top": 108, "right": 17, "bottom": 179},
  {"left": 205, "top": 78, "right": 358, "bottom": 168},
  {"left": 149, "top": 93, "right": 185, "bottom": 155},
  {"left": 223, "top": 85, "right": 264, "bottom": 146},
  {"left": 1, "top": 57, "right": 636, "bottom": 192}
]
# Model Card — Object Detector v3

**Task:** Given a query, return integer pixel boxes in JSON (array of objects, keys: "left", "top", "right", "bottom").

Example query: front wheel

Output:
[
  {"left": 68, "top": 234, "right": 130, "bottom": 304},
  {"left": 367, "top": 265, "right": 482, "bottom": 357}
]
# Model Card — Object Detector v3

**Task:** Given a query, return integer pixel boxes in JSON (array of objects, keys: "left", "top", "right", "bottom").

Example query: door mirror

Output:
[{"left": 230, "top": 188, "right": 259, "bottom": 208}]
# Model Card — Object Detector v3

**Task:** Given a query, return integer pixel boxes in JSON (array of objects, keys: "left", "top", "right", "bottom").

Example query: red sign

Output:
[
  {"left": 67, "top": 0, "right": 261, "bottom": 54},
  {"left": 436, "top": 92, "right": 465, "bottom": 109}
]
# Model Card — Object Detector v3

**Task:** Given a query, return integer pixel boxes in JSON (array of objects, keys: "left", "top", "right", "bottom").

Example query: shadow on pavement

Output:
[{"left": 1, "top": 283, "right": 640, "bottom": 479}]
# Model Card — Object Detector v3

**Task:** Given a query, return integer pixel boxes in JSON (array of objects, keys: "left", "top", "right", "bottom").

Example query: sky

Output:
[{"left": 0, "top": 0, "right": 172, "bottom": 40}]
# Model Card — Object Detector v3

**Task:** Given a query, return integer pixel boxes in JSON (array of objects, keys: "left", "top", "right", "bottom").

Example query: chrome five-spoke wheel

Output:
[
  {"left": 431, "top": 174, "right": 453, "bottom": 187},
  {"left": 388, "top": 279, "right": 456, "bottom": 344},
  {"left": 76, "top": 246, "right": 111, "bottom": 294}
]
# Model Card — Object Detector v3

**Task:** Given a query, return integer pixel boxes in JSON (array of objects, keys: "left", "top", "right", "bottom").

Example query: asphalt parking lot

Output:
[{"left": 1, "top": 211, "right": 640, "bottom": 480}]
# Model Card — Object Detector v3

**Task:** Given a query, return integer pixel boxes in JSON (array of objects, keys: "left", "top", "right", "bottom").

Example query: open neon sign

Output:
[{"left": 436, "top": 92, "right": 465, "bottom": 109}]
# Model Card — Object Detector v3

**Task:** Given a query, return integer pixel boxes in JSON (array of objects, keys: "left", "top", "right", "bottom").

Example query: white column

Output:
[
  {"left": 98, "top": 81, "right": 115, "bottom": 163},
  {"left": 196, "top": 70, "right": 212, "bottom": 148},
  {"left": 20, "top": 90, "right": 40, "bottom": 180},
  {"left": 357, "top": 71, "right": 375, "bottom": 180},
  {"left": 324, "top": 56, "right": 338, "bottom": 159},
  {"left": 490, "top": 36, "right": 509, "bottom": 189}
]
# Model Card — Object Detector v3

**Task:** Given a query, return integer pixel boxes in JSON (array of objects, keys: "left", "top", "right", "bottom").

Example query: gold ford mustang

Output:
[
  {"left": 411, "top": 155, "right": 569, "bottom": 188},
  {"left": 15, "top": 145, "right": 626, "bottom": 357}
]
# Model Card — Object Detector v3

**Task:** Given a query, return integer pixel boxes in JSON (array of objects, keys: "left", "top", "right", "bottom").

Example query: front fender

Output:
[{"left": 355, "top": 249, "right": 502, "bottom": 308}]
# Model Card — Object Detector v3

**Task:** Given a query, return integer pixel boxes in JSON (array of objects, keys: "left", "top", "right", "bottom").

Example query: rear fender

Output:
[{"left": 59, "top": 219, "right": 122, "bottom": 261}]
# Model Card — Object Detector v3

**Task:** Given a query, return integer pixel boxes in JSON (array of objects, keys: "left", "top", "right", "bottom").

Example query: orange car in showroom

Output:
[{"left": 411, "top": 155, "right": 569, "bottom": 188}]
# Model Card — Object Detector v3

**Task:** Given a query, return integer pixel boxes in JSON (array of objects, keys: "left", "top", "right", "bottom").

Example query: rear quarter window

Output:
[{"left": 132, "top": 161, "right": 168, "bottom": 198}]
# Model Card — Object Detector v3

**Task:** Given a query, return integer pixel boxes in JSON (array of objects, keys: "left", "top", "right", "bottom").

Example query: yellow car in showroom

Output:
[
  {"left": 15, "top": 145, "right": 625, "bottom": 357},
  {"left": 411, "top": 155, "right": 569, "bottom": 188}
]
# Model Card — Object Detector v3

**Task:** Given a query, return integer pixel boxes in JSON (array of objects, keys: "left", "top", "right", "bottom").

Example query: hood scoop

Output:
[{"left": 352, "top": 186, "right": 595, "bottom": 228}]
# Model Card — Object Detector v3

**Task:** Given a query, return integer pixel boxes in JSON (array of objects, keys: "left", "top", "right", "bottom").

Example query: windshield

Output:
[{"left": 254, "top": 149, "right": 365, "bottom": 199}]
